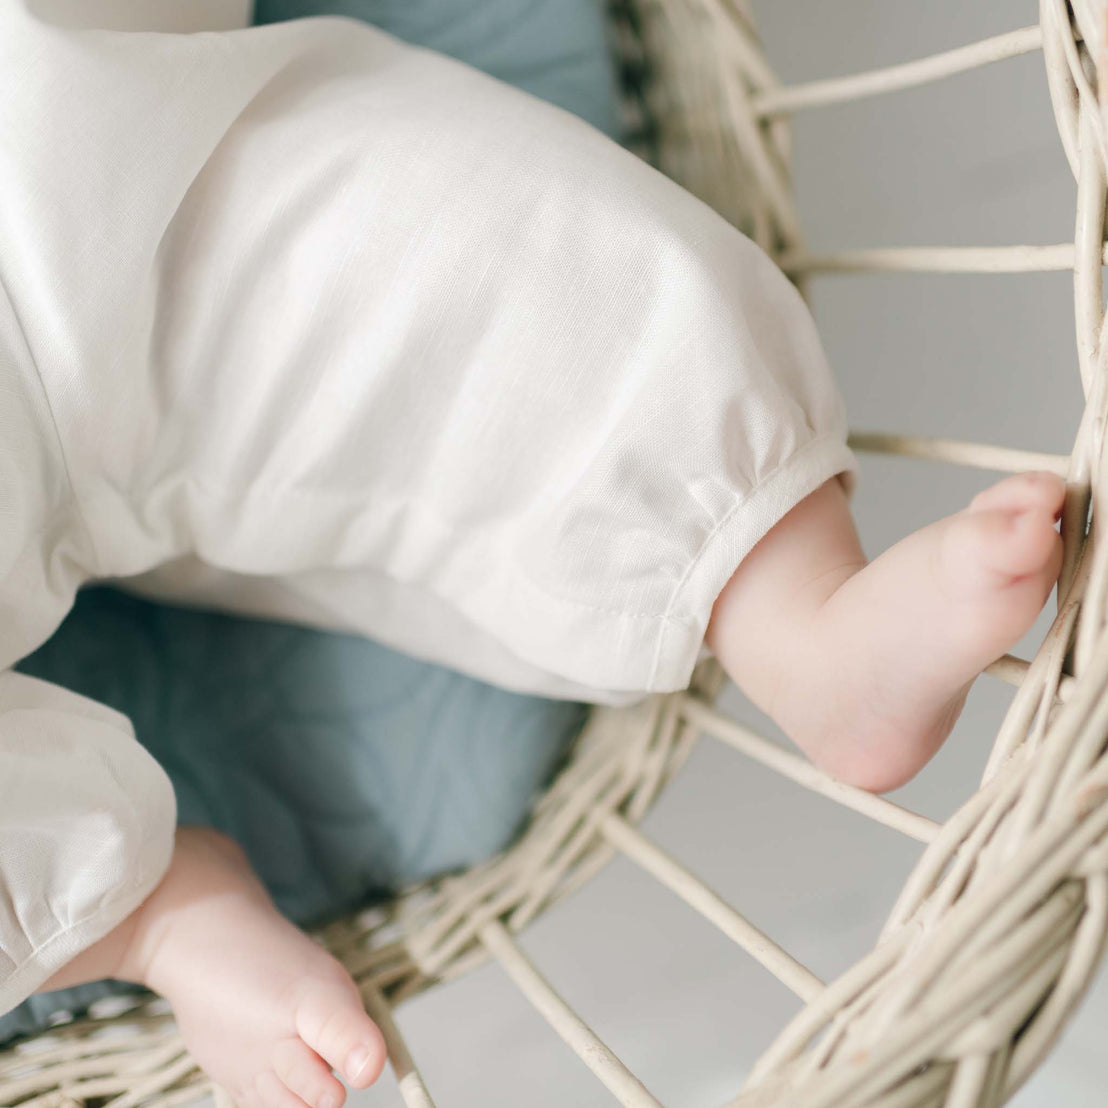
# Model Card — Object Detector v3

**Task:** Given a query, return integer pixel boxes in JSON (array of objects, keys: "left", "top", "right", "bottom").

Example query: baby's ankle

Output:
[
  {"left": 705, "top": 479, "right": 864, "bottom": 726},
  {"left": 116, "top": 827, "right": 258, "bottom": 994}
]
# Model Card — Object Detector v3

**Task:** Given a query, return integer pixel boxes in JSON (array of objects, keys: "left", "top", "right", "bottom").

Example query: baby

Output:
[{"left": 0, "top": 3, "right": 1062, "bottom": 1108}]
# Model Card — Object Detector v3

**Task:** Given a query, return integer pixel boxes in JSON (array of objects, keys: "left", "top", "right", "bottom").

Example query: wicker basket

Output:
[{"left": 3, "top": 2, "right": 1106, "bottom": 1106}]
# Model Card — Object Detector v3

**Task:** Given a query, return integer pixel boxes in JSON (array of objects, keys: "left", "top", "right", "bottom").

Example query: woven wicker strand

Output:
[
  {"left": 751, "top": 24, "right": 1044, "bottom": 117},
  {"left": 2, "top": 3, "right": 1106, "bottom": 1106},
  {"left": 782, "top": 242, "right": 1108, "bottom": 273}
]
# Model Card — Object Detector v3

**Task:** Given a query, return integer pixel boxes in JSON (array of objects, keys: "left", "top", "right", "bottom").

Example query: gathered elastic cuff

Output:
[
  {"left": 0, "top": 831, "right": 173, "bottom": 1018},
  {"left": 647, "top": 433, "right": 859, "bottom": 693}
]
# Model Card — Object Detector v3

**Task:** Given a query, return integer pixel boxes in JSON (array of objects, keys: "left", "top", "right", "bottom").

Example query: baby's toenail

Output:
[
  {"left": 346, "top": 1045, "right": 372, "bottom": 1081},
  {"left": 319, "top": 1096, "right": 337, "bottom": 1108}
]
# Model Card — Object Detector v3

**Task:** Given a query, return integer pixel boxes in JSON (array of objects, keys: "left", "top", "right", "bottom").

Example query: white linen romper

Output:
[{"left": 0, "top": 0, "right": 857, "bottom": 1012}]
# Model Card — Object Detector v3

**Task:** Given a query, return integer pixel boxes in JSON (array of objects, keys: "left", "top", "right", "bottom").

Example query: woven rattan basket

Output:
[{"left": 3, "top": 2, "right": 1107, "bottom": 1106}]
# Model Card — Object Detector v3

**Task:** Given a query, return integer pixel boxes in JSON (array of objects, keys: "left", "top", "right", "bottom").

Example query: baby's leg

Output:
[
  {"left": 706, "top": 472, "right": 1064, "bottom": 792},
  {"left": 39, "top": 827, "right": 385, "bottom": 1108}
]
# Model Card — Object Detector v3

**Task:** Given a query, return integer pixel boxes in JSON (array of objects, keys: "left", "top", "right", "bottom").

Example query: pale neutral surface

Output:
[{"left": 346, "top": 0, "right": 1106, "bottom": 1104}]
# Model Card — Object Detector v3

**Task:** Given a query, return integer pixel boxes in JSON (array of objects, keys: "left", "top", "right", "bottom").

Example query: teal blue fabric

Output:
[
  {"left": 252, "top": 0, "right": 622, "bottom": 140},
  {"left": 0, "top": 0, "right": 619, "bottom": 1044}
]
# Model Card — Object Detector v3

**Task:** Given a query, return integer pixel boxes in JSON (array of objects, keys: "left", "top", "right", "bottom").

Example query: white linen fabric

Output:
[{"left": 0, "top": 0, "right": 856, "bottom": 1013}]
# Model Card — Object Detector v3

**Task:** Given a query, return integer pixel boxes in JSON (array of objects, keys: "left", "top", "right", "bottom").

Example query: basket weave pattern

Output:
[{"left": 2, "top": 2, "right": 1107, "bottom": 1106}]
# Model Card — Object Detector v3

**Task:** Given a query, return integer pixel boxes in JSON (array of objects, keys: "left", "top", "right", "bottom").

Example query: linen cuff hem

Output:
[
  {"left": 648, "top": 433, "right": 859, "bottom": 693},
  {"left": 0, "top": 834, "right": 174, "bottom": 1018}
]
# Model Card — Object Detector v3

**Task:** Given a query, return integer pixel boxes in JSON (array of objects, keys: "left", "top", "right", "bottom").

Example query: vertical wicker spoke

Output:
[
  {"left": 599, "top": 812, "right": 824, "bottom": 1002},
  {"left": 477, "top": 921, "right": 664, "bottom": 1108},
  {"left": 361, "top": 979, "right": 438, "bottom": 1108},
  {"left": 680, "top": 697, "right": 939, "bottom": 843},
  {"left": 753, "top": 25, "right": 1043, "bottom": 117},
  {"left": 847, "top": 432, "right": 1070, "bottom": 475}
]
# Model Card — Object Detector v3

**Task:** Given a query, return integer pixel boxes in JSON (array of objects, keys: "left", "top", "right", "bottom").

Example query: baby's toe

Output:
[
  {"left": 985, "top": 507, "right": 1061, "bottom": 582},
  {"left": 254, "top": 1070, "right": 313, "bottom": 1108},
  {"left": 273, "top": 1037, "right": 347, "bottom": 1108},
  {"left": 942, "top": 502, "right": 1061, "bottom": 591},
  {"left": 294, "top": 978, "right": 386, "bottom": 1089},
  {"left": 969, "top": 471, "right": 1065, "bottom": 519}
]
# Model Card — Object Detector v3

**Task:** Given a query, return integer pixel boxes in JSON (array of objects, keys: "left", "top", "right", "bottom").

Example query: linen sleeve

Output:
[{"left": 0, "top": 672, "right": 176, "bottom": 1016}]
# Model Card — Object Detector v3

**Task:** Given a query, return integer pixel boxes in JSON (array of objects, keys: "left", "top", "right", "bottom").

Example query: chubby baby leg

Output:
[
  {"left": 705, "top": 472, "right": 1064, "bottom": 792},
  {"left": 38, "top": 827, "right": 385, "bottom": 1108}
]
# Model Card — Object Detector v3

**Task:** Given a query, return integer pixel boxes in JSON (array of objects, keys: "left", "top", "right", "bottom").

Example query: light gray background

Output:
[{"left": 29, "top": 0, "right": 1103, "bottom": 1104}]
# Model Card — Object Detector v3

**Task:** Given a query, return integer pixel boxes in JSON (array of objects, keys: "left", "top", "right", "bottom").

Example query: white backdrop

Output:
[{"left": 25, "top": 0, "right": 1104, "bottom": 1104}]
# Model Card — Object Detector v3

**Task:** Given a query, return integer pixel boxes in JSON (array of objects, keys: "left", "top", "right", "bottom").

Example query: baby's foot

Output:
[
  {"left": 708, "top": 471, "right": 1064, "bottom": 792},
  {"left": 118, "top": 827, "right": 385, "bottom": 1108}
]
